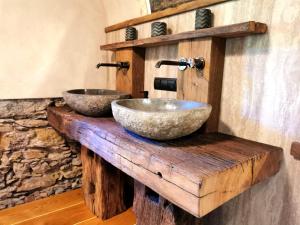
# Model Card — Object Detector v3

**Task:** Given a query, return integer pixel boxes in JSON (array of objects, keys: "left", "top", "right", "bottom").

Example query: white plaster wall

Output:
[
  {"left": 0, "top": 0, "right": 141, "bottom": 99},
  {"left": 102, "top": 0, "right": 148, "bottom": 25}
]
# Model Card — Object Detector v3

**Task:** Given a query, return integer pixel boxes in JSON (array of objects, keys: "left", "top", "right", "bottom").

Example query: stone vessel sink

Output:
[
  {"left": 111, "top": 98, "right": 212, "bottom": 140},
  {"left": 63, "top": 89, "right": 130, "bottom": 117}
]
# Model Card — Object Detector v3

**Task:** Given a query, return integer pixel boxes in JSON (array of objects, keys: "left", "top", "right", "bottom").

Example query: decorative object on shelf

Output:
[
  {"left": 125, "top": 27, "right": 137, "bottom": 41},
  {"left": 154, "top": 77, "right": 177, "bottom": 92},
  {"left": 151, "top": 22, "right": 167, "bottom": 37},
  {"left": 195, "top": 8, "right": 212, "bottom": 29}
]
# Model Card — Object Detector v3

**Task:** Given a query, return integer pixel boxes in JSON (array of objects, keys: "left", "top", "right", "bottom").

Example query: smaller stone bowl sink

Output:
[
  {"left": 63, "top": 89, "right": 130, "bottom": 117},
  {"left": 111, "top": 98, "right": 212, "bottom": 140}
]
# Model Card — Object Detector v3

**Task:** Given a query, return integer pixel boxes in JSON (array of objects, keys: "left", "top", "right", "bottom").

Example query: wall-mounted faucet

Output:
[
  {"left": 96, "top": 62, "right": 130, "bottom": 70},
  {"left": 155, "top": 57, "right": 205, "bottom": 71},
  {"left": 155, "top": 60, "right": 190, "bottom": 69}
]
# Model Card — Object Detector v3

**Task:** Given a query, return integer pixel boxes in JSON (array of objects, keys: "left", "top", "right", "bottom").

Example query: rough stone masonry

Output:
[{"left": 0, "top": 98, "right": 82, "bottom": 209}]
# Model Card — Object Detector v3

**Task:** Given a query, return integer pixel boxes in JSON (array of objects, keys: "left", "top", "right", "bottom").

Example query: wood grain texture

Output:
[
  {"left": 291, "top": 142, "right": 300, "bottom": 160},
  {"left": 81, "top": 146, "right": 132, "bottom": 220},
  {"left": 101, "top": 22, "right": 267, "bottom": 50},
  {"left": 177, "top": 37, "right": 225, "bottom": 132},
  {"left": 17, "top": 203, "right": 95, "bottom": 225},
  {"left": 75, "top": 209, "right": 136, "bottom": 225},
  {"left": 0, "top": 189, "right": 83, "bottom": 224},
  {"left": 115, "top": 48, "right": 145, "bottom": 98},
  {"left": 48, "top": 106, "right": 282, "bottom": 218},
  {"left": 133, "top": 180, "right": 201, "bottom": 225},
  {"left": 0, "top": 189, "right": 136, "bottom": 225},
  {"left": 144, "top": 45, "right": 178, "bottom": 99},
  {"left": 105, "top": 0, "right": 230, "bottom": 32}
]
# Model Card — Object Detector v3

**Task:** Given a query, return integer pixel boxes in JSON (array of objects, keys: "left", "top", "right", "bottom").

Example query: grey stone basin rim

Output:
[
  {"left": 64, "top": 89, "right": 129, "bottom": 96},
  {"left": 111, "top": 98, "right": 212, "bottom": 140},
  {"left": 111, "top": 98, "right": 211, "bottom": 114},
  {"left": 63, "top": 89, "right": 130, "bottom": 117}
]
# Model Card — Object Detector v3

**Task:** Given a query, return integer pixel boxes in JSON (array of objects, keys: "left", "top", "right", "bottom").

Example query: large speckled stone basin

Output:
[
  {"left": 111, "top": 98, "right": 212, "bottom": 140},
  {"left": 63, "top": 89, "right": 130, "bottom": 117}
]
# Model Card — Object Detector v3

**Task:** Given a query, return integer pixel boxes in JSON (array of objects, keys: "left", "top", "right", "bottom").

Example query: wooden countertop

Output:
[{"left": 48, "top": 106, "right": 282, "bottom": 218}]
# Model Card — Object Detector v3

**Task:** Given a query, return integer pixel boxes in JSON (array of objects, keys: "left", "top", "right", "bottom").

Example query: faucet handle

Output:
[
  {"left": 178, "top": 58, "right": 189, "bottom": 71},
  {"left": 179, "top": 57, "right": 205, "bottom": 71},
  {"left": 190, "top": 57, "right": 205, "bottom": 71}
]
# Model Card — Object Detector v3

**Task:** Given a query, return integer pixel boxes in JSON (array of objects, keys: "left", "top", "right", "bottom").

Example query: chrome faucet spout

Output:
[
  {"left": 155, "top": 60, "right": 189, "bottom": 68},
  {"left": 155, "top": 57, "right": 205, "bottom": 71}
]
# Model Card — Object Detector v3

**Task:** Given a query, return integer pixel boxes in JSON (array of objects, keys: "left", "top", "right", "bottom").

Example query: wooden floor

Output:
[{"left": 0, "top": 189, "right": 136, "bottom": 225}]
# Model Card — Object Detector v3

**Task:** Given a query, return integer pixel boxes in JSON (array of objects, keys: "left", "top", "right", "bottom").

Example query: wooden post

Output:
[
  {"left": 115, "top": 47, "right": 145, "bottom": 98},
  {"left": 80, "top": 47, "right": 145, "bottom": 219},
  {"left": 177, "top": 37, "right": 226, "bottom": 133},
  {"left": 133, "top": 180, "right": 201, "bottom": 225},
  {"left": 81, "top": 146, "right": 133, "bottom": 220}
]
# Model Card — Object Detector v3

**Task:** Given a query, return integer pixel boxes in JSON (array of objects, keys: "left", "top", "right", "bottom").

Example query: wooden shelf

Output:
[
  {"left": 48, "top": 106, "right": 282, "bottom": 218},
  {"left": 104, "top": 0, "right": 230, "bottom": 33},
  {"left": 100, "top": 21, "right": 267, "bottom": 51}
]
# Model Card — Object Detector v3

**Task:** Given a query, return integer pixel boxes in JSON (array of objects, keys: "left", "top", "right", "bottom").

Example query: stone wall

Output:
[{"left": 0, "top": 98, "right": 82, "bottom": 209}]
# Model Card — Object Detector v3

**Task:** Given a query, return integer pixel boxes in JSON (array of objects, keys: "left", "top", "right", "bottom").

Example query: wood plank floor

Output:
[{"left": 0, "top": 189, "right": 136, "bottom": 225}]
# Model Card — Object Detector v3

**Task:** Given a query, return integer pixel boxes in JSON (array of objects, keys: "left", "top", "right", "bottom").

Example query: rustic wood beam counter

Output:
[{"left": 48, "top": 106, "right": 282, "bottom": 219}]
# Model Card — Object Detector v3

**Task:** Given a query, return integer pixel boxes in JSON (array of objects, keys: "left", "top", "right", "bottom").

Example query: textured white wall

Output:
[
  {"left": 0, "top": 0, "right": 147, "bottom": 99},
  {"left": 102, "top": 0, "right": 148, "bottom": 25}
]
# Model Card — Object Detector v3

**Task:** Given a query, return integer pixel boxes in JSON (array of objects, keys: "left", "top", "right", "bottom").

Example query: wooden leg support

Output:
[
  {"left": 133, "top": 181, "right": 201, "bottom": 225},
  {"left": 81, "top": 146, "right": 133, "bottom": 220}
]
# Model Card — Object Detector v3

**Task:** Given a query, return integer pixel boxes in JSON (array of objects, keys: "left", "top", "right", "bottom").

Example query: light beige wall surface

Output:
[
  {"left": 0, "top": 0, "right": 147, "bottom": 99},
  {"left": 105, "top": 1, "right": 300, "bottom": 225},
  {"left": 102, "top": 0, "right": 148, "bottom": 25}
]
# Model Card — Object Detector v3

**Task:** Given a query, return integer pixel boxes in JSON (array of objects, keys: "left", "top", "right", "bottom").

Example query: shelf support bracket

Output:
[{"left": 115, "top": 47, "right": 145, "bottom": 98}]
